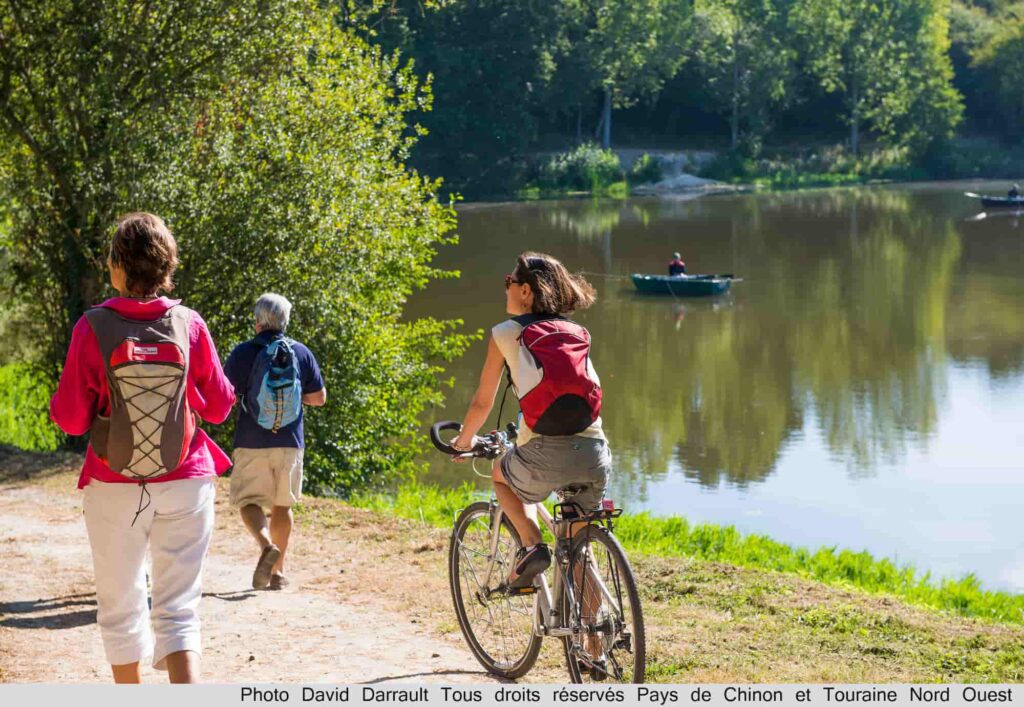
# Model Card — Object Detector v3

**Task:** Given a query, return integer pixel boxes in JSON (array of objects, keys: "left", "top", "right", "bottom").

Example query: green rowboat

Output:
[{"left": 632, "top": 273, "right": 733, "bottom": 297}]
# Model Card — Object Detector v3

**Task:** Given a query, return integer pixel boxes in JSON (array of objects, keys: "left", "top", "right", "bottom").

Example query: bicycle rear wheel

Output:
[
  {"left": 449, "top": 501, "right": 542, "bottom": 679},
  {"left": 564, "top": 524, "right": 645, "bottom": 683}
]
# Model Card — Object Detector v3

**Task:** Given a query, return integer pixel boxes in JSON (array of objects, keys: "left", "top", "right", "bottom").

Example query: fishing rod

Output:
[{"left": 579, "top": 270, "right": 745, "bottom": 282}]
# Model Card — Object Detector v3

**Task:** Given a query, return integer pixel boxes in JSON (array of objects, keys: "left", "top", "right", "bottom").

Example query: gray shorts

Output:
[{"left": 500, "top": 435, "right": 611, "bottom": 511}]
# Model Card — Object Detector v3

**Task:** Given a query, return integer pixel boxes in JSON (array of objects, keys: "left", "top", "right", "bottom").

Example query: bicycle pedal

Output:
[
  {"left": 490, "top": 583, "right": 537, "bottom": 597},
  {"left": 508, "top": 585, "right": 537, "bottom": 596}
]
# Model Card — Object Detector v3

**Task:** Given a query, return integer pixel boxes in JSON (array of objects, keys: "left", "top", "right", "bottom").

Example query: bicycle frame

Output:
[{"left": 481, "top": 499, "right": 621, "bottom": 640}]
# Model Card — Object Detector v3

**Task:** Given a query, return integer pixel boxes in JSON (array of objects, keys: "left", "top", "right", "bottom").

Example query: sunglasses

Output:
[{"left": 504, "top": 275, "right": 523, "bottom": 290}]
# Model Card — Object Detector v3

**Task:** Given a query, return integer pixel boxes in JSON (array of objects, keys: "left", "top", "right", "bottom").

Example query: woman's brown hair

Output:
[
  {"left": 109, "top": 212, "right": 179, "bottom": 296},
  {"left": 514, "top": 252, "right": 596, "bottom": 316}
]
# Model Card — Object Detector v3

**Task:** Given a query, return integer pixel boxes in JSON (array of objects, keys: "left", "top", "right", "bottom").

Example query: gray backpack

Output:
[{"left": 85, "top": 305, "right": 195, "bottom": 480}]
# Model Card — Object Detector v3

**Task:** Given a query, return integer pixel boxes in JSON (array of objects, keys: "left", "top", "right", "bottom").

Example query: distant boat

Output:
[
  {"left": 965, "top": 192, "right": 1024, "bottom": 208},
  {"left": 632, "top": 273, "right": 734, "bottom": 297}
]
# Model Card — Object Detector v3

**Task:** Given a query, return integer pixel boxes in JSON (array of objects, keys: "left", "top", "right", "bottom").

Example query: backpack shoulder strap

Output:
[{"left": 510, "top": 313, "right": 565, "bottom": 328}]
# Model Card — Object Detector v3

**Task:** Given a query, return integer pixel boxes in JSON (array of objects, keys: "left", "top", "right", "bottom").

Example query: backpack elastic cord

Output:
[
  {"left": 130, "top": 481, "right": 151, "bottom": 528},
  {"left": 119, "top": 372, "right": 180, "bottom": 475}
]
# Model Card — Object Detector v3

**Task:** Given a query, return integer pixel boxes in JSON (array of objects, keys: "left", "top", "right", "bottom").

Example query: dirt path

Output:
[{"left": 0, "top": 476, "right": 501, "bottom": 684}]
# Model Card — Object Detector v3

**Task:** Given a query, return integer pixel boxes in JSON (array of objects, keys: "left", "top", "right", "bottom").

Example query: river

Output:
[{"left": 407, "top": 181, "right": 1024, "bottom": 592}]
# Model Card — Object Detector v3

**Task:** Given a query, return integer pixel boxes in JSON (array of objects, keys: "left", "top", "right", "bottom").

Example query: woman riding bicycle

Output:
[{"left": 453, "top": 252, "right": 611, "bottom": 592}]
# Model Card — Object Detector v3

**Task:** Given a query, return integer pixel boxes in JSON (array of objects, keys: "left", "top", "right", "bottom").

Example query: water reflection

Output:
[
  {"left": 410, "top": 184, "right": 1024, "bottom": 588},
  {"left": 571, "top": 188, "right": 964, "bottom": 485}
]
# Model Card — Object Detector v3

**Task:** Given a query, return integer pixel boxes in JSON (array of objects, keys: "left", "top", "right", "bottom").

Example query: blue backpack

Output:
[{"left": 243, "top": 337, "right": 302, "bottom": 432}]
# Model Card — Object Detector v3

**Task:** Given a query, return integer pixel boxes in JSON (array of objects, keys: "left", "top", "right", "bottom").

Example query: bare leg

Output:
[
  {"left": 269, "top": 506, "right": 292, "bottom": 575},
  {"left": 491, "top": 461, "right": 541, "bottom": 547},
  {"left": 111, "top": 662, "right": 141, "bottom": 684},
  {"left": 565, "top": 520, "right": 605, "bottom": 659},
  {"left": 165, "top": 650, "right": 200, "bottom": 684},
  {"left": 239, "top": 504, "right": 272, "bottom": 549}
]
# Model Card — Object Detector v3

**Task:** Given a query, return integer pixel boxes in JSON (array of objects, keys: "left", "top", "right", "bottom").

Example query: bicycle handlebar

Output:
[
  {"left": 430, "top": 420, "right": 518, "bottom": 460},
  {"left": 429, "top": 420, "right": 464, "bottom": 456}
]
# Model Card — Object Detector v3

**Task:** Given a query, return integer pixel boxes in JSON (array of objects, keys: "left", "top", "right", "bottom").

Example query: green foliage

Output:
[
  {"left": 0, "top": 364, "right": 60, "bottom": 452},
  {"left": 556, "top": 0, "right": 691, "bottom": 146},
  {"left": 0, "top": 0, "right": 302, "bottom": 376},
  {"left": 700, "top": 144, "right": 919, "bottom": 186},
  {"left": 628, "top": 154, "right": 663, "bottom": 184},
  {"left": 790, "top": 0, "right": 963, "bottom": 156},
  {"left": 146, "top": 19, "right": 472, "bottom": 494},
  {"left": 685, "top": 0, "right": 795, "bottom": 152},
  {"left": 354, "top": 479, "right": 1024, "bottom": 624},
  {"left": 0, "top": 3, "right": 471, "bottom": 493},
  {"left": 972, "top": 17, "right": 1024, "bottom": 129},
  {"left": 537, "top": 143, "right": 624, "bottom": 193}
]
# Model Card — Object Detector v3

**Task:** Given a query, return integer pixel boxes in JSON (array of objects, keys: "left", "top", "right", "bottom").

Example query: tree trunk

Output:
[
  {"left": 576, "top": 104, "right": 583, "bottom": 144},
  {"left": 850, "top": 77, "right": 860, "bottom": 156},
  {"left": 601, "top": 88, "right": 612, "bottom": 149},
  {"left": 730, "top": 41, "right": 739, "bottom": 150}
]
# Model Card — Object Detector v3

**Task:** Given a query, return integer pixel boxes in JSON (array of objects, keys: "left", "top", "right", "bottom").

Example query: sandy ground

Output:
[{"left": 0, "top": 475, "right": 503, "bottom": 684}]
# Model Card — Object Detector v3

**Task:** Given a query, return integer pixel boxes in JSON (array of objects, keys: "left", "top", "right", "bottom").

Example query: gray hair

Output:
[{"left": 254, "top": 293, "right": 292, "bottom": 332}]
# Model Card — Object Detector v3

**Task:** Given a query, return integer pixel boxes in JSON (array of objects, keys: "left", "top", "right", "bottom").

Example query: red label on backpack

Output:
[
  {"left": 110, "top": 341, "right": 185, "bottom": 368},
  {"left": 515, "top": 317, "right": 602, "bottom": 436}
]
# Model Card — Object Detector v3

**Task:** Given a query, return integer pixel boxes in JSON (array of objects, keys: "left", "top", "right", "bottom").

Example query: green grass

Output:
[
  {"left": 0, "top": 364, "right": 60, "bottom": 452},
  {"left": 350, "top": 480, "right": 1024, "bottom": 625}
]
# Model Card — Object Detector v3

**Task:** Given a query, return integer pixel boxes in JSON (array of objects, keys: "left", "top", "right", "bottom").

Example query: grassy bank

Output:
[
  {"left": 483, "top": 138, "right": 1024, "bottom": 200},
  {"left": 351, "top": 481, "right": 1024, "bottom": 626}
]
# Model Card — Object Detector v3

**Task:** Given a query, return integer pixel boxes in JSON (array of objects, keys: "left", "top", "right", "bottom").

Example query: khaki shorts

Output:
[
  {"left": 500, "top": 435, "right": 610, "bottom": 511},
  {"left": 230, "top": 447, "right": 304, "bottom": 509}
]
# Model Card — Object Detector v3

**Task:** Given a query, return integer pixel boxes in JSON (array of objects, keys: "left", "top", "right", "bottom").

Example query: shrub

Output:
[
  {"left": 628, "top": 154, "right": 663, "bottom": 185},
  {"left": 539, "top": 143, "right": 624, "bottom": 192},
  {"left": 0, "top": 364, "right": 60, "bottom": 452}
]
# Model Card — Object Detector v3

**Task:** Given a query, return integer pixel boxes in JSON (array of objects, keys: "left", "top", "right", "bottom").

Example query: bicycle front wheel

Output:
[
  {"left": 449, "top": 501, "right": 542, "bottom": 679},
  {"left": 564, "top": 524, "right": 645, "bottom": 683}
]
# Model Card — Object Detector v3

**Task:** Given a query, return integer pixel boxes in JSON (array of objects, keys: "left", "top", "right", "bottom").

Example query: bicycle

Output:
[{"left": 430, "top": 420, "right": 646, "bottom": 683}]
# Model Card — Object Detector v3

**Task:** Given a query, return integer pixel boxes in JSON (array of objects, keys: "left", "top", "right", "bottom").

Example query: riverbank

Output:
[
  {"left": 352, "top": 482, "right": 1024, "bottom": 625},
  {"left": 3, "top": 449, "right": 1023, "bottom": 682},
  {"left": 474, "top": 138, "right": 1024, "bottom": 202}
]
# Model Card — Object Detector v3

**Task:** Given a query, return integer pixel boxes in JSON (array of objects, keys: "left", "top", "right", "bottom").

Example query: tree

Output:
[
  {"left": 0, "top": 3, "right": 471, "bottom": 492},
  {"left": 685, "top": 0, "right": 795, "bottom": 152},
  {"left": 972, "top": 16, "right": 1024, "bottom": 133},
  {"left": 790, "top": 0, "right": 961, "bottom": 155},
  {"left": 0, "top": 0, "right": 299, "bottom": 375},
  {"left": 558, "top": 0, "right": 690, "bottom": 148},
  {"left": 356, "top": 0, "right": 565, "bottom": 191}
]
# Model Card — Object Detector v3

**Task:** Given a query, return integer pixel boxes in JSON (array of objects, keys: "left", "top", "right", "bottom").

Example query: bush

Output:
[
  {"left": 146, "top": 20, "right": 474, "bottom": 496},
  {"left": 538, "top": 143, "right": 624, "bottom": 193},
  {"left": 0, "top": 9, "right": 472, "bottom": 495},
  {"left": 628, "top": 154, "right": 663, "bottom": 185},
  {"left": 0, "top": 364, "right": 60, "bottom": 452},
  {"left": 698, "top": 144, "right": 916, "bottom": 186}
]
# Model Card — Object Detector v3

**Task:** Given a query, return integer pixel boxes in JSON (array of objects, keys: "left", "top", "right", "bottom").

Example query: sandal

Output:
[
  {"left": 252, "top": 544, "right": 281, "bottom": 590},
  {"left": 507, "top": 544, "right": 551, "bottom": 590},
  {"left": 268, "top": 574, "right": 290, "bottom": 591}
]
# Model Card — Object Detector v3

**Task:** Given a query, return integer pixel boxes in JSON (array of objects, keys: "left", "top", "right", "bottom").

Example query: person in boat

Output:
[
  {"left": 1009, "top": 184, "right": 1021, "bottom": 199},
  {"left": 668, "top": 252, "right": 687, "bottom": 276}
]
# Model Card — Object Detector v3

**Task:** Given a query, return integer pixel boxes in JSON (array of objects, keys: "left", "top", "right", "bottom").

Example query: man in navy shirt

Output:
[{"left": 224, "top": 293, "right": 326, "bottom": 590}]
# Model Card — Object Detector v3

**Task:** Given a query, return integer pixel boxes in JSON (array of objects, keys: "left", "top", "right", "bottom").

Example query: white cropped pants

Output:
[{"left": 83, "top": 477, "right": 214, "bottom": 669}]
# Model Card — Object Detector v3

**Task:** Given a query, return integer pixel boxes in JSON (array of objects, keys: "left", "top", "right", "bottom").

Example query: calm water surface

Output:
[{"left": 407, "top": 182, "right": 1024, "bottom": 592}]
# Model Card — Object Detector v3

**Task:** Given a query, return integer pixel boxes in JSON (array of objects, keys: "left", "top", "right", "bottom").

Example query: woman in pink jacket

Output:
[{"left": 50, "top": 212, "right": 235, "bottom": 683}]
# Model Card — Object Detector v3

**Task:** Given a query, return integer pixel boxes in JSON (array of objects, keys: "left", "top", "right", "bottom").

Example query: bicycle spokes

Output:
[
  {"left": 451, "top": 507, "right": 539, "bottom": 674},
  {"left": 567, "top": 528, "right": 643, "bottom": 683}
]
